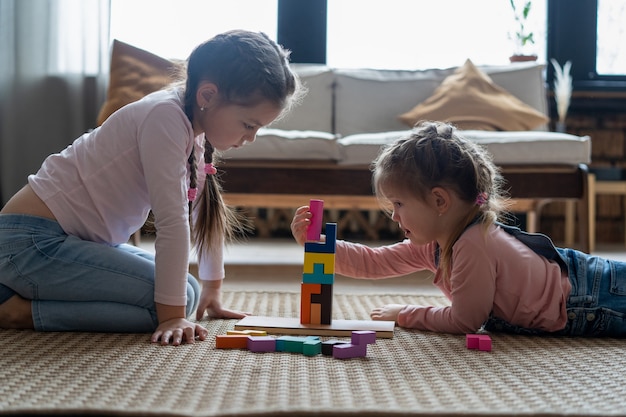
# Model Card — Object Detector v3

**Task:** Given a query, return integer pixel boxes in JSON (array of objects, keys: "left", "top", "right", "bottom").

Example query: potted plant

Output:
[{"left": 508, "top": 0, "right": 537, "bottom": 62}]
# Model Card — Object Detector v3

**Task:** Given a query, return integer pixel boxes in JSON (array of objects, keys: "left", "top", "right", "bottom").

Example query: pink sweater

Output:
[
  {"left": 335, "top": 223, "right": 572, "bottom": 334},
  {"left": 29, "top": 89, "right": 223, "bottom": 307}
]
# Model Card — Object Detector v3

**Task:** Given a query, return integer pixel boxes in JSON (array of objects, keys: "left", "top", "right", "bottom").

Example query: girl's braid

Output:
[
  {"left": 187, "top": 151, "right": 197, "bottom": 218},
  {"left": 190, "top": 136, "right": 251, "bottom": 255}
]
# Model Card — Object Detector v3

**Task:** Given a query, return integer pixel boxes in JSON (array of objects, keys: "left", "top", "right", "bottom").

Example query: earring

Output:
[{"left": 200, "top": 106, "right": 205, "bottom": 112}]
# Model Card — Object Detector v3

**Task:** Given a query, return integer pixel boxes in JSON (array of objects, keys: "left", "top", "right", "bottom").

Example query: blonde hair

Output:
[{"left": 372, "top": 121, "right": 511, "bottom": 280}]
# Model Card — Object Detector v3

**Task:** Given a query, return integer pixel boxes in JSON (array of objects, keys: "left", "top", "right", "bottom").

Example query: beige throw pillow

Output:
[
  {"left": 96, "top": 40, "right": 182, "bottom": 125},
  {"left": 397, "top": 59, "right": 549, "bottom": 131}
]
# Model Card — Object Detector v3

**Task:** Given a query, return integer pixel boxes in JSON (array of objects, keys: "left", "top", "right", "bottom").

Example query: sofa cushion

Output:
[
  {"left": 337, "top": 130, "right": 590, "bottom": 166},
  {"left": 269, "top": 64, "right": 335, "bottom": 133},
  {"left": 221, "top": 128, "right": 341, "bottom": 161},
  {"left": 97, "top": 39, "right": 182, "bottom": 125},
  {"left": 333, "top": 62, "right": 549, "bottom": 137},
  {"left": 396, "top": 59, "right": 549, "bottom": 131}
]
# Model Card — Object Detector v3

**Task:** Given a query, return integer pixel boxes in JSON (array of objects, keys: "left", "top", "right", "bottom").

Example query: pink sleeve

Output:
[
  {"left": 397, "top": 232, "right": 496, "bottom": 334},
  {"left": 335, "top": 239, "right": 438, "bottom": 279}
]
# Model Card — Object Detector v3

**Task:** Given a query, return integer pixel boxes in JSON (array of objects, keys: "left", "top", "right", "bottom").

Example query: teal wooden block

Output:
[
  {"left": 277, "top": 335, "right": 320, "bottom": 353},
  {"left": 302, "top": 340, "right": 322, "bottom": 356},
  {"left": 302, "top": 263, "right": 334, "bottom": 284}
]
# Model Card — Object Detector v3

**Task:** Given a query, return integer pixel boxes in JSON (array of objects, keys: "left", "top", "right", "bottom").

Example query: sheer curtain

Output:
[{"left": 0, "top": 0, "right": 110, "bottom": 204}]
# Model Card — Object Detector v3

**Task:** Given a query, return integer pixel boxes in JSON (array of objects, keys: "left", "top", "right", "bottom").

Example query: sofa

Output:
[{"left": 98, "top": 40, "right": 592, "bottom": 251}]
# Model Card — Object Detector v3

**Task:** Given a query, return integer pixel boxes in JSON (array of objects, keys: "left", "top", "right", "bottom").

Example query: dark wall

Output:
[{"left": 277, "top": 0, "right": 327, "bottom": 64}]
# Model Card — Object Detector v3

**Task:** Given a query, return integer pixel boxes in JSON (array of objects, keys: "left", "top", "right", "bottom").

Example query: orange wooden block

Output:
[
  {"left": 310, "top": 303, "right": 322, "bottom": 325},
  {"left": 215, "top": 334, "right": 249, "bottom": 349},
  {"left": 300, "top": 283, "right": 321, "bottom": 324}
]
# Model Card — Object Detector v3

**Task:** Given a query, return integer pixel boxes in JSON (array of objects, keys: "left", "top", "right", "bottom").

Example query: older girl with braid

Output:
[
  {"left": 0, "top": 30, "right": 302, "bottom": 345},
  {"left": 292, "top": 120, "right": 626, "bottom": 337}
]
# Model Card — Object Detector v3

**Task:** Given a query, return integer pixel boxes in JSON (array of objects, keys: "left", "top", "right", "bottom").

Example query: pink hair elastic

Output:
[
  {"left": 187, "top": 187, "right": 198, "bottom": 202},
  {"left": 475, "top": 192, "right": 488, "bottom": 207},
  {"left": 204, "top": 163, "right": 217, "bottom": 175}
]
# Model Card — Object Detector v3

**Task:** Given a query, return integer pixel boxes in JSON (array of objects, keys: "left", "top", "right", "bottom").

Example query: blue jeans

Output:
[
  {"left": 484, "top": 247, "right": 626, "bottom": 337},
  {"left": 0, "top": 214, "right": 200, "bottom": 332}
]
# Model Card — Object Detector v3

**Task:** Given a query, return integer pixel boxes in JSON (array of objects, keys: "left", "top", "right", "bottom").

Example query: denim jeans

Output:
[
  {"left": 483, "top": 247, "right": 626, "bottom": 337},
  {"left": 0, "top": 214, "right": 200, "bottom": 332}
]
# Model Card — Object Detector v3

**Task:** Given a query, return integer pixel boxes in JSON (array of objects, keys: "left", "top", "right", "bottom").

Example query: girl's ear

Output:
[
  {"left": 196, "top": 82, "right": 218, "bottom": 109},
  {"left": 430, "top": 186, "right": 451, "bottom": 214}
]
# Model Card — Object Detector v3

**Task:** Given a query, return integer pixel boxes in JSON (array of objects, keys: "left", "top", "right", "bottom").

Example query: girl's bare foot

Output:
[{"left": 0, "top": 295, "right": 34, "bottom": 329}]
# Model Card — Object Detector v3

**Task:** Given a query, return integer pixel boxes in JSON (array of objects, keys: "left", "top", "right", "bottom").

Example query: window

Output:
[
  {"left": 109, "top": 0, "right": 278, "bottom": 60},
  {"left": 110, "top": 0, "right": 547, "bottom": 69},
  {"left": 548, "top": 0, "right": 626, "bottom": 91},
  {"left": 326, "top": 0, "right": 547, "bottom": 69},
  {"left": 597, "top": 0, "right": 626, "bottom": 75}
]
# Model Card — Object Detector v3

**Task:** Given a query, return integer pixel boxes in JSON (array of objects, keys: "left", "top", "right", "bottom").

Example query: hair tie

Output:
[
  {"left": 204, "top": 163, "right": 217, "bottom": 175},
  {"left": 187, "top": 187, "right": 197, "bottom": 202},
  {"left": 475, "top": 192, "right": 488, "bottom": 207}
]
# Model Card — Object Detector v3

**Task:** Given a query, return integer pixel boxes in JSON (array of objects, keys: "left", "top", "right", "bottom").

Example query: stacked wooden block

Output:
[{"left": 301, "top": 200, "right": 337, "bottom": 325}]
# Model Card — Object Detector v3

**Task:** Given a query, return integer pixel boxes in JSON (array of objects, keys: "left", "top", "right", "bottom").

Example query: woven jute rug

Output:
[{"left": 1, "top": 291, "right": 626, "bottom": 417}]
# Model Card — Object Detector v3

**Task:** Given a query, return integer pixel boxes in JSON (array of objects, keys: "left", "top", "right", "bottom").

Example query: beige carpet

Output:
[{"left": 1, "top": 291, "right": 626, "bottom": 417}]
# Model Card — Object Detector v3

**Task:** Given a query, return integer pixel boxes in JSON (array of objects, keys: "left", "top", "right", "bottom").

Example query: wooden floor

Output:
[{"left": 137, "top": 236, "right": 626, "bottom": 295}]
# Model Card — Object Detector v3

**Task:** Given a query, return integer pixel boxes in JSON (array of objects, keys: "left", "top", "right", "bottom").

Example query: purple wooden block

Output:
[
  {"left": 351, "top": 330, "right": 376, "bottom": 346},
  {"left": 332, "top": 343, "right": 367, "bottom": 359},
  {"left": 247, "top": 336, "right": 276, "bottom": 352}
]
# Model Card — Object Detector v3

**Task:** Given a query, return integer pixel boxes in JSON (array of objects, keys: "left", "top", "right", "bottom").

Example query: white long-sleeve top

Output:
[{"left": 29, "top": 88, "right": 224, "bottom": 306}]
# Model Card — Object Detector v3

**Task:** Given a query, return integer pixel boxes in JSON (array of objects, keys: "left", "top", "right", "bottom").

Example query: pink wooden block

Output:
[
  {"left": 466, "top": 334, "right": 480, "bottom": 349},
  {"left": 306, "top": 199, "right": 324, "bottom": 241},
  {"left": 466, "top": 334, "right": 492, "bottom": 352},
  {"left": 478, "top": 335, "right": 492, "bottom": 352}
]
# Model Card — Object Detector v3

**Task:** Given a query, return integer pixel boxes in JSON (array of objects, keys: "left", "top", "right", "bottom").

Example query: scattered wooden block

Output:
[
  {"left": 247, "top": 336, "right": 276, "bottom": 352},
  {"left": 466, "top": 334, "right": 492, "bottom": 352},
  {"left": 216, "top": 334, "right": 249, "bottom": 349}
]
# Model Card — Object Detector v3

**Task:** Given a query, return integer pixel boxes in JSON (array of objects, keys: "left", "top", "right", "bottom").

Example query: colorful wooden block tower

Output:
[{"left": 300, "top": 199, "right": 336, "bottom": 325}]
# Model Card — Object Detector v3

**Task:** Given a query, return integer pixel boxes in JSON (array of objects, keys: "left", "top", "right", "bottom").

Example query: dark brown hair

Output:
[{"left": 182, "top": 30, "right": 302, "bottom": 253}]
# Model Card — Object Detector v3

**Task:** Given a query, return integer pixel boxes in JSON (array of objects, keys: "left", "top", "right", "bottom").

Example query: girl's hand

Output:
[
  {"left": 370, "top": 304, "right": 405, "bottom": 323},
  {"left": 195, "top": 280, "right": 251, "bottom": 321},
  {"left": 151, "top": 317, "right": 208, "bottom": 346},
  {"left": 291, "top": 205, "right": 312, "bottom": 246}
]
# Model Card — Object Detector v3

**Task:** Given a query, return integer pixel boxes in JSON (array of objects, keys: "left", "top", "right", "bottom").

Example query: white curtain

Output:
[{"left": 0, "top": 0, "right": 110, "bottom": 204}]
